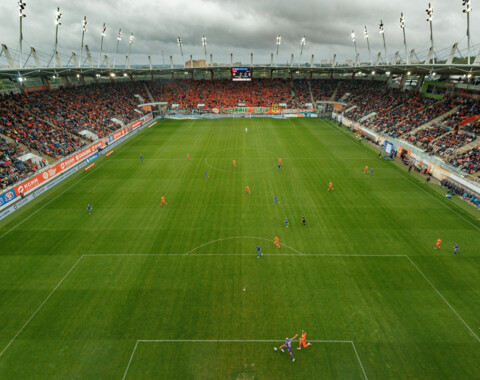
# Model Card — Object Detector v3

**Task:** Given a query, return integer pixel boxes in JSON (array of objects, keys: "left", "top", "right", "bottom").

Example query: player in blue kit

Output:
[
  {"left": 285, "top": 217, "right": 289, "bottom": 227},
  {"left": 279, "top": 334, "right": 298, "bottom": 362},
  {"left": 87, "top": 204, "right": 92, "bottom": 214},
  {"left": 140, "top": 154, "right": 143, "bottom": 162},
  {"left": 453, "top": 243, "right": 460, "bottom": 254},
  {"left": 256, "top": 245, "right": 262, "bottom": 259},
  {"left": 273, "top": 195, "right": 279, "bottom": 205}
]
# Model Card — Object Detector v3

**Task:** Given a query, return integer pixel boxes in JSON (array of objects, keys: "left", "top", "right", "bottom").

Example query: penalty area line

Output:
[{"left": 122, "top": 339, "right": 367, "bottom": 380}]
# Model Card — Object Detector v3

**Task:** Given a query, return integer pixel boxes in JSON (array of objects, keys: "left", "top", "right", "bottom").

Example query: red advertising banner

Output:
[
  {"left": 131, "top": 120, "right": 142, "bottom": 130},
  {"left": 14, "top": 140, "right": 105, "bottom": 195},
  {"left": 113, "top": 127, "right": 129, "bottom": 140}
]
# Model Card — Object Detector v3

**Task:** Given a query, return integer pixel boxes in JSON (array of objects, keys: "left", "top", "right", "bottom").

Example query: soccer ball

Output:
[{"left": 273, "top": 347, "right": 278, "bottom": 351}]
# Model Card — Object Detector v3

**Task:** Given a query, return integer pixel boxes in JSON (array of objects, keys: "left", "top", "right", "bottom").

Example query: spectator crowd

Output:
[{"left": 1, "top": 78, "right": 480, "bottom": 191}]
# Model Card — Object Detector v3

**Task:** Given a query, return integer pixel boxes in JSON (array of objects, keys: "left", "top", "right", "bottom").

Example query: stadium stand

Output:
[
  {"left": 147, "top": 79, "right": 294, "bottom": 111},
  {"left": 448, "top": 146, "right": 480, "bottom": 174},
  {"left": 1, "top": 78, "right": 480, "bottom": 191},
  {"left": 0, "top": 137, "right": 36, "bottom": 189}
]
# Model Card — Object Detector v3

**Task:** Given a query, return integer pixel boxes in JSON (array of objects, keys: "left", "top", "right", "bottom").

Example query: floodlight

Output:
[
  {"left": 301, "top": 36, "right": 306, "bottom": 46},
  {"left": 407, "top": 71, "right": 411, "bottom": 75},
  {"left": 462, "top": 1, "right": 473, "bottom": 64},
  {"left": 351, "top": 31, "right": 356, "bottom": 42},
  {"left": 101, "top": 24, "right": 107, "bottom": 37},
  {"left": 82, "top": 16, "right": 87, "bottom": 32},
  {"left": 114, "top": 29, "right": 122, "bottom": 68},
  {"left": 177, "top": 37, "right": 184, "bottom": 63},
  {"left": 379, "top": 21, "right": 384, "bottom": 34},
  {"left": 426, "top": 3, "right": 433, "bottom": 22},
  {"left": 400, "top": 13, "right": 405, "bottom": 29},
  {"left": 55, "top": 7, "right": 62, "bottom": 25},
  {"left": 275, "top": 35, "right": 281, "bottom": 67},
  {"left": 18, "top": 1, "right": 26, "bottom": 18},
  {"left": 467, "top": 73, "right": 472, "bottom": 78},
  {"left": 363, "top": 26, "right": 368, "bottom": 38},
  {"left": 129, "top": 33, "right": 135, "bottom": 44},
  {"left": 202, "top": 35, "right": 207, "bottom": 46}
]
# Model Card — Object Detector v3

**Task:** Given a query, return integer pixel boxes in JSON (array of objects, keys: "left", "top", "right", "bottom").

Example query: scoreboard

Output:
[{"left": 231, "top": 67, "right": 252, "bottom": 81}]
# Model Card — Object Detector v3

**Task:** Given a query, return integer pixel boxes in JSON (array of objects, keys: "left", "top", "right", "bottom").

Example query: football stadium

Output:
[{"left": 1, "top": 1, "right": 480, "bottom": 378}]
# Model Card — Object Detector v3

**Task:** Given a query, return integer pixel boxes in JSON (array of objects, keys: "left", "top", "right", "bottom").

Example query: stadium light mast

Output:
[
  {"left": 98, "top": 23, "right": 106, "bottom": 68},
  {"left": 18, "top": 1, "right": 26, "bottom": 68},
  {"left": 80, "top": 16, "right": 87, "bottom": 68},
  {"left": 53, "top": 7, "right": 62, "bottom": 68},
  {"left": 276, "top": 35, "right": 281, "bottom": 67},
  {"left": 299, "top": 36, "right": 306, "bottom": 66},
  {"left": 462, "top": 0, "right": 472, "bottom": 65},
  {"left": 426, "top": 3, "right": 435, "bottom": 64},
  {"left": 363, "top": 26, "right": 372, "bottom": 65},
  {"left": 351, "top": 30, "right": 358, "bottom": 62},
  {"left": 113, "top": 28, "right": 122, "bottom": 68},
  {"left": 202, "top": 35, "right": 207, "bottom": 66},
  {"left": 400, "top": 13, "right": 408, "bottom": 64},
  {"left": 128, "top": 32, "right": 135, "bottom": 62},
  {"left": 379, "top": 20, "right": 387, "bottom": 64},
  {"left": 177, "top": 37, "right": 184, "bottom": 65}
]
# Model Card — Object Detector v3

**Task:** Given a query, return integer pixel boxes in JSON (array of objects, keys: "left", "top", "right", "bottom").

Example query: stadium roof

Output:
[{"left": 1, "top": 63, "right": 479, "bottom": 82}]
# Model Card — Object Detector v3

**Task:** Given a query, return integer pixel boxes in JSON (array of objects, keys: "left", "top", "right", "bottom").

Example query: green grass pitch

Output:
[{"left": 0, "top": 117, "right": 480, "bottom": 379}]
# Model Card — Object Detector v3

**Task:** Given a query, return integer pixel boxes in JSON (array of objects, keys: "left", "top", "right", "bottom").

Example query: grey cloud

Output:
[{"left": 0, "top": 0, "right": 477, "bottom": 67}]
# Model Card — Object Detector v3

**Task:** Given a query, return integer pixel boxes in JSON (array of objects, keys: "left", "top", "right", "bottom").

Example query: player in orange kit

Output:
[
  {"left": 233, "top": 159, "right": 236, "bottom": 168},
  {"left": 328, "top": 181, "right": 333, "bottom": 191},
  {"left": 364, "top": 165, "right": 368, "bottom": 173},
  {"left": 274, "top": 236, "right": 280, "bottom": 248},
  {"left": 160, "top": 196, "right": 167, "bottom": 206},
  {"left": 187, "top": 153, "right": 190, "bottom": 160},
  {"left": 279, "top": 158, "right": 282, "bottom": 165},
  {"left": 246, "top": 186, "right": 250, "bottom": 194},
  {"left": 297, "top": 330, "right": 311, "bottom": 350},
  {"left": 435, "top": 238, "right": 442, "bottom": 249}
]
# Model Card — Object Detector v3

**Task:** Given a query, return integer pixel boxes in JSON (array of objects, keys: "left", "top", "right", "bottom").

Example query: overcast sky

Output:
[{"left": 0, "top": 0, "right": 478, "bottom": 67}]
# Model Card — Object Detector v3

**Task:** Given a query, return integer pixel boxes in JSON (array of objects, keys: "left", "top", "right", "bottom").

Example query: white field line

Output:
[
  {"left": 0, "top": 129, "right": 144, "bottom": 241},
  {"left": 325, "top": 121, "right": 480, "bottom": 232},
  {"left": 84, "top": 253, "right": 406, "bottom": 257},
  {"left": 122, "top": 340, "right": 139, "bottom": 380},
  {"left": 183, "top": 236, "right": 304, "bottom": 256},
  {"left": 122, "top": 339, "right": 367, "bottom": 380},
  {"left": 286, "top": 118, "right": 297, "bottom": 128},
  {"left": 0, "top": 255, "right": 84, "bottom": 358},
  {"left": 1, "top": 253, "right": 477, "bottom": 367},
  {"left": 351, "top": 341, "right": 369, "bottom": 380},
  {"left": 405, "top": 255, "right": 480, "bottom": 343}
]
